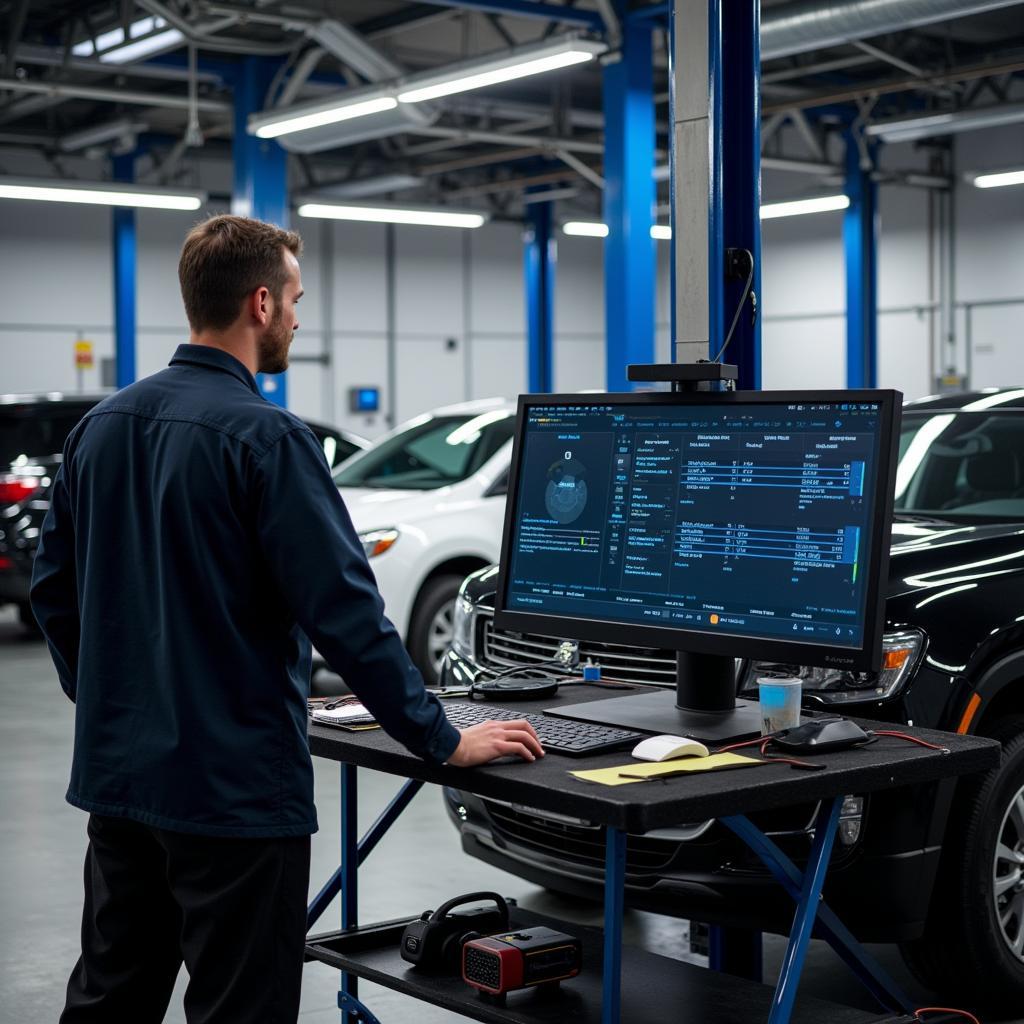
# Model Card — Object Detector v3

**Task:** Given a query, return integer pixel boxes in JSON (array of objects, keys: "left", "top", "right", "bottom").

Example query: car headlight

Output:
[
  {"left": 738, "top": 628, "right": 925, "bottom": 705},
  {"left": 359, "top": 528, "right": 399, "bottom": 559},
  {"left": 452, "top": 592, "right": 475, "bottom": 658}
]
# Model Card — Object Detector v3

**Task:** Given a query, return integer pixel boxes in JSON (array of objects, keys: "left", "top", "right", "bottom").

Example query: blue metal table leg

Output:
[
  {"left": 602, "top": 827, "right": 626, "bottom": 1024},
  {"left": 766, "top": 797, "right": 841, "bottom": 1024},
  {"left": 340, "top": 763, "right": 359, "bottom": 1021},
  {"left": 719, "top": 805, "right": 913, "bottom": 1015},
  {"left": 308, "top": 778, "right": 424, "bottom": 930}
]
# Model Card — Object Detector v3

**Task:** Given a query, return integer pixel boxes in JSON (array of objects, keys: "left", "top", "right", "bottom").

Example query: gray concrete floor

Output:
[{"left": 1, "top": 606, "right": 1017, "bottom": 1023}]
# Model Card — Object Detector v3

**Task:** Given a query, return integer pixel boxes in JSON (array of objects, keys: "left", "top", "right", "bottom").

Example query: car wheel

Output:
[
  {"left": 408, "top": 574, "right": 463, "bottom": 687},
  {"left": 900, "top": 714, "right": 1024, "bottom": 1012}
]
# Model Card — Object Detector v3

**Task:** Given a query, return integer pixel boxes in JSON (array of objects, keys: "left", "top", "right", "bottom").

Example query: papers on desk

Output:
[
  {"left": 310, "top": 702, "right": 378, "bottom": 731},
  {"left": 570, "top": 752, "right": 764, "bottom": 786}
]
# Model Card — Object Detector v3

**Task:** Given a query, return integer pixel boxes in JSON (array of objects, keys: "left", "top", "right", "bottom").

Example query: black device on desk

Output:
[{"left": 492, "top": 378, "right": 901, "bottom": 743}]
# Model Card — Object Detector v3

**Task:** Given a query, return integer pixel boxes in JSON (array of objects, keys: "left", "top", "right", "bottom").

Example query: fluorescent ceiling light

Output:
[
  {"left": 650, "top": 224, "right": 672, "bottom": 240},
  {"left": 71, "top": 15, "right": 181, "bottom": 62},
  {"left": 865, "top": 102, "right": 1024, "bottom": 144},
  {"left": 760, "top": 194, "right": 849, "bottom": 219},
  {"left": 251, "top": 93, "right": 398, "bottom": 140},
  {"left": 0, "top": 177, "right": 204, "bottom": 211},
  {"left": 562, "top": 221, "right": 608, "bottom": 237},
  {"left": 312, "top": 174, "right": 424, "bottom": 199},
  {"left": 248, "top": 36, "right": 603, "bottom": 141},
  {"left": 397, "top": 38, "right": 605, "bottom": 104},
  {"left": 59, "top": 118, "right": 147, "bottom": 153},
  {"left": 297, "top": 202, "right": 487, "bottom": 229},
  {"left": 100, "top": 28, "right": 185, "bottom": 64},
  {"left": 971, "top": 169, "right": 1024, "bottom": 189}
]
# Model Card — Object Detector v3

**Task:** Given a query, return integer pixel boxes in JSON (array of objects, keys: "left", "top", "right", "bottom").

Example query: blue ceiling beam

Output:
[{"left": 409, "top": 0, "right": 605, "bottom": 31}]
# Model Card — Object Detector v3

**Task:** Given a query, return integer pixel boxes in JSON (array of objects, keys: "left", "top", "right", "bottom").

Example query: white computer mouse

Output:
[{"left": 630, "top": 735, "right": 710, "bottom": 762}]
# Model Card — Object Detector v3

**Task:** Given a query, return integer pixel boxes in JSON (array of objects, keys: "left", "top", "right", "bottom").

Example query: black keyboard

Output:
[{"left": 441, "top": 702, "right": 644, "bottom": 757}]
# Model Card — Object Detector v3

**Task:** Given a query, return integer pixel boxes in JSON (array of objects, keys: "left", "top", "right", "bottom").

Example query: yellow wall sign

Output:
[{"left": 75, "top": 340, "right": 94, "bottom": 369}]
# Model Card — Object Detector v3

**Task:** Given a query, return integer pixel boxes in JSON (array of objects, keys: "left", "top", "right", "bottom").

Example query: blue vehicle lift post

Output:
[
  {"left": 112, "top": 153, "right": 137, "bottom": 389},
  {"left": 603, "top": 0, "right": 656, "bottom": 391},
  {"left": 844, "top": 129, "right": 879, "bottom": 388},
  {"left": 232, "top": 56, "right": 290, "bottom": 407},
  {"left": 525, "top": 199, "right": 556, "bottom": 392}
]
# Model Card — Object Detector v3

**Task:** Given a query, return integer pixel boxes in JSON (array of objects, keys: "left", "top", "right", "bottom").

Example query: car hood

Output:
[
  {"left": 887, "top": 517, "right": 1024, "bottom": 598},
  {"left": 338, "top": 484, "right": 492, "bottom": 533}
]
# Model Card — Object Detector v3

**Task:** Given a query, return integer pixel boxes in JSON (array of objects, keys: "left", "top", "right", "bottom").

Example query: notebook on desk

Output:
[{"left": 310, "top": 702, "right": 377, "bottom": 730}]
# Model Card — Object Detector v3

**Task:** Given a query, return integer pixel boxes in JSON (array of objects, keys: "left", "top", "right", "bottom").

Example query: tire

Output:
[
  {"left": 408, "top": 574, "right": 463, "bottom": 687},
  {"left": 900, "top": 714, "right": 1024, "bottom": 1013}
]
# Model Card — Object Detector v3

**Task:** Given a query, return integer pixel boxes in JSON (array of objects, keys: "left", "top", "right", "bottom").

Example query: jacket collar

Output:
[{"left": 169, "top": 344, "right": 261, "bottom": 395}]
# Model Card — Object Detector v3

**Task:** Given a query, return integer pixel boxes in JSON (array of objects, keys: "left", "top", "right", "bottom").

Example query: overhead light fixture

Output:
[
  {"left": 562, "top": 221, "right": 608, "bottom": 237},
  {"left": 569, "top": 197, "right": 848, "bottom": 240},
  {"left": 59, "top": 118, "right": 147, "bottom": 153},
  {"left": 249, "top": 35, "right": 603, "bottom": 142},
  {"left": 310, "top": 174, "right": 424, "bottom": 200},
  {"left": 970, "top": 169, "right": 1024, "bottom": 189},
  {"left": 0, "top": 177, "right": 205, "bottom": 211},
  {"left": 249, "top": 92, "right": 398, "bottom": 140},
  {"left": 760, "top": 195, "right": 849, "bottom": 219},
  {"left": 865, "top": 102, "right": 1024, "bottom": 144},
  {"left": 297, "top": 202, "right": 487, "bottom": 229},
  {"left": 71, "top": 15, "right": 183, "bottom": 64},
  {"left": 99, "top": 28, "right": 185, "bottom": 64},
  {"left": 396, "top": 37, "right": 605, "bottom": 105}
]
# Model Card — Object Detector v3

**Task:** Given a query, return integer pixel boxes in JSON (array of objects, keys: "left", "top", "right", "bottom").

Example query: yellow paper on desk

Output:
[{"left": 570, "top": 752, "right": 762, "bottom": 786}]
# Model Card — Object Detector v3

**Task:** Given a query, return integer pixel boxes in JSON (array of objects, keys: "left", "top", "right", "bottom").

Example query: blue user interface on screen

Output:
[{"left": 503, "top": 399, "right": 884, "bottom": 649}]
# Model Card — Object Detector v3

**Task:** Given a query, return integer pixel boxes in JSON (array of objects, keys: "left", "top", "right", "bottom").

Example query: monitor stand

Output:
[{"left": 546, "top": 651, "right": 762, "bottom": 743}]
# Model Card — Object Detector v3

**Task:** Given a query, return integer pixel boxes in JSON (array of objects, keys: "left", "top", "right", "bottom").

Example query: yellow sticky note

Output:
[{"left": 569, "top": 753, "right": 763, "bottom": 786}]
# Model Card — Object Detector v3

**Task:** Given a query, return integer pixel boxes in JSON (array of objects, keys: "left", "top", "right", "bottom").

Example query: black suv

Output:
[
  {"left": 440, "top": 389, "right": 1024, "bottom": 1012},
  {"left": 0, "top": 392, "right": 367, "bottom": 628}
]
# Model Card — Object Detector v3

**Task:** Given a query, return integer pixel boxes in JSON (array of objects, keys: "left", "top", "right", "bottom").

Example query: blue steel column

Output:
[
  {"left": 844, "top": 131, "right": 878, "bottom": 388},
  {"left": 721, "top": 1, "right": 762, "bottom": 388},
  {"left": 112, "top": 153, "right": 137, "bottom": 389},
  {"left": 603, "top": 0, "right": 655, "bottom": 391},
  {"left": 232, "top": 56, "right": 290, "bottom": 407},
  {"left": 524, "top": 200, "right": 555, "bottom": 392}
]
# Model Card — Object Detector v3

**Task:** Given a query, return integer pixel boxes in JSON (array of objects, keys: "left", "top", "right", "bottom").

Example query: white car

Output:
[{"left": 326, "top": 398, "right": 516, "bottom": 685}]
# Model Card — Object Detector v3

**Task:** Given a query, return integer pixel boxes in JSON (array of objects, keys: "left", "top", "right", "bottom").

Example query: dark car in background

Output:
[
  {"left": 440, "top": 388, "right": 1024, "bottom": 1012},
  {"left": 0, "top": 392, "right": 367, "bottom": 628}
]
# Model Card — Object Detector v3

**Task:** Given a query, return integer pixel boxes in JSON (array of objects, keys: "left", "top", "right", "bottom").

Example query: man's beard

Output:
[{"left": 257, "top": 305, "right": 292, "bottom": 374}]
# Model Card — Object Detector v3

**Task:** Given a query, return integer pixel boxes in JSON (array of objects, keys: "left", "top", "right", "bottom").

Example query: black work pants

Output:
[{"left": 60, "top": 814, "right": 311, "bottom": 1024}]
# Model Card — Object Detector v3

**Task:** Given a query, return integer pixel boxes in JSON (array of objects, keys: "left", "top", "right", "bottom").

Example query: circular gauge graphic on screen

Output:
[{"left": 545, "top": 456, "right": 588, "bottom": 524}]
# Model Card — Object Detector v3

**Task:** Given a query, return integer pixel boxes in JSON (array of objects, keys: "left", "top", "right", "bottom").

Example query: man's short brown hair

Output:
[{"left": 178, "top": 215, "right": 303, "bottom": 332}]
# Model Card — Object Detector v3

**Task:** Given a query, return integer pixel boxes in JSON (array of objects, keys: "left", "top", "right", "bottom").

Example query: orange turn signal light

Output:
[{"left": 882, "top": 648, "right": 911, "bottom": 671}]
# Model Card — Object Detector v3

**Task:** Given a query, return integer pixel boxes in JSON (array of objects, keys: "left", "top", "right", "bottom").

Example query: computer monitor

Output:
[{"left": 493, "top": 390, "right": 901, "bottom": 741}]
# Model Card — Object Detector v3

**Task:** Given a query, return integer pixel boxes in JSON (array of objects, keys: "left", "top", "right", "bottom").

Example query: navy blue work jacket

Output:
[{"left": 31, "top": 344, "right": 460, "bottom": 837}]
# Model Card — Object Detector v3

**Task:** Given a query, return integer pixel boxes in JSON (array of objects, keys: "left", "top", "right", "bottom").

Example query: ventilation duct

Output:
[{"left": 762, "top": 0, "right": 1023, "bottom": 61}]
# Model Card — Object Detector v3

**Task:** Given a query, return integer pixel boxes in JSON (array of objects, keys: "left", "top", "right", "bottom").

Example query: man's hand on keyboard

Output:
[{"left": 447, "top": 720, "right": 545, "bottom": 767}]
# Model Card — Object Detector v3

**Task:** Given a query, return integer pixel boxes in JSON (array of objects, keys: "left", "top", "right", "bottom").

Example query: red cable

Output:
[
  {"left": 873, "top": 730, "right": 950, "bottom": 752},
  {"left": 914, "top": 1007, "right": 981, "bottom": 1024}
]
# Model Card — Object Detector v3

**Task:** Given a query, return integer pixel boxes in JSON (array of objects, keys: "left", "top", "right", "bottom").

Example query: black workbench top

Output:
[{"left": 308, "top": 687, "right": 1000, "bottom": 833}]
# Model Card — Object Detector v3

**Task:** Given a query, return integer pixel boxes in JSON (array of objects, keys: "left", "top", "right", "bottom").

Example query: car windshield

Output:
[
  {"left": 0, "top": 404, "right": 93, "bottom": 466},
  {"left": 895, "top": 410, "right": 1024, "bottom": 520},
  {"left": 333, "top": 410, "right": 514, "bottom": 490}
]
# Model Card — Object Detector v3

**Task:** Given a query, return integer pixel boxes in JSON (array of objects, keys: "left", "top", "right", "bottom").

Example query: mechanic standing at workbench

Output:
[{"left": 30, "top": 214, "right": 543, "bottom": 1024}]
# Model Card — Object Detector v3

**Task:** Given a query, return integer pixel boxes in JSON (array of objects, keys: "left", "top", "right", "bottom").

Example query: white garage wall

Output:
[{"left": 2, "top": 123, "right": 1023, "bottom": 431}]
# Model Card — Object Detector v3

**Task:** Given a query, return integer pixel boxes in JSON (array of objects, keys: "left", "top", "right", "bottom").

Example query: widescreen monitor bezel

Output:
[{"left": 493, "top": 389, "right": 902, "bottom": 675}]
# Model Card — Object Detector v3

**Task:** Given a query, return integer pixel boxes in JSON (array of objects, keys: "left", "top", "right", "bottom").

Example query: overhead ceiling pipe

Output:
[{"left": 762, "top": 0, "right": 1024, "bottom": 61}]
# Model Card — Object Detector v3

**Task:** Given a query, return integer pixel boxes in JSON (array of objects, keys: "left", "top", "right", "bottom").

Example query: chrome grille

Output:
[
  {"left": 483, "top": 802, "right": 679, "bottom": 873},
  {"left": 478, "top": 610, "right": 676, "bottom": 686}
]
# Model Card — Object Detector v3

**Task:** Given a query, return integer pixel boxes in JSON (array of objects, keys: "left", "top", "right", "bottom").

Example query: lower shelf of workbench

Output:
[{"left": 305, "top": 907, "right": 912, "bottom": 1024}]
